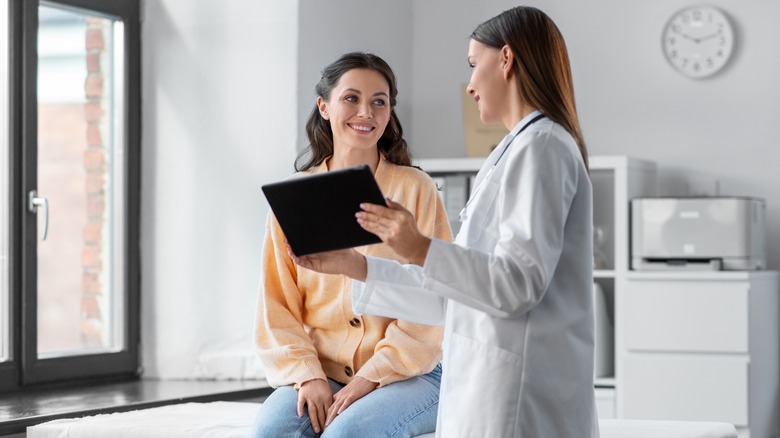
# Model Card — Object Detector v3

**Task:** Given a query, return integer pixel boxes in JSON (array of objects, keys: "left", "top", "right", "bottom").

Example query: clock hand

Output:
[
  {"left": 698, "top": 31, "right": 722, "bottom": 41},
  {"left": 679, "top": 32, "right": 701, "bottom": 44}
]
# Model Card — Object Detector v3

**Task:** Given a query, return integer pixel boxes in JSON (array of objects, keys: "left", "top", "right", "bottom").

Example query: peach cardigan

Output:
[{"left": 255, "top": 157, "right": 452, "bottom": 388}]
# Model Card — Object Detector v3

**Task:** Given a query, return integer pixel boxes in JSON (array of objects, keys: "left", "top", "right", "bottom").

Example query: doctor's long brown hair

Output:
[
  {"left": 296, "top": 52, "right": 412, "bottom": 171},
  {"left": 471, "top": 6, "right": 589, "bottom": 170}
]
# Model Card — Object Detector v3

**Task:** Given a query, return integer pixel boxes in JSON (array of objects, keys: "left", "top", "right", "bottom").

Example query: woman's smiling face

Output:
[
  {"left": 466, "top": 39, "right": 509, "bottom": 126},
  {"left": 318, "top": 68, "right": 391, "bottom": 153}
]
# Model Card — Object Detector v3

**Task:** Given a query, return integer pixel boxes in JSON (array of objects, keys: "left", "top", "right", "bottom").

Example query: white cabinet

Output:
[
  {"left": 622, "top": 354, "right": 750, "bottom": 425},
  {"left": 623, "top": 279, "right": 749, "bottom": 353},
  {"left": 416, "top": 155, "right": 658, "bottom": 419},
  {"left": 620, "top": 272, "right": 780, "bottom": 438}
]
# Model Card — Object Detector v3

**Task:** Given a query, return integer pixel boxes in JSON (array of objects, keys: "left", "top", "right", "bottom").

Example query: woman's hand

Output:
[
  {"left": 297, "top": 379, "right": 333, "bottom": 434},
  {"left": 357, "top": 199, "right": 431, "bottom": 265},
  {"left": 325, "top": 376, "right": 379, "bottom": 428},
  {"left": 287, "top": 245, "right": 368, "bottom": 282}
]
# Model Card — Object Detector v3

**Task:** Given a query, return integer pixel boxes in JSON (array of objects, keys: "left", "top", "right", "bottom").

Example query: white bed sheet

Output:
[
  {"left": 27, "top": 401, "right": 739, "bottom": 438},
  {"left": 598, "top": 419, "right": 738, "bottom": 438},
  {"left": 27, "top": 402, "right": 259, "bottom": 438}
]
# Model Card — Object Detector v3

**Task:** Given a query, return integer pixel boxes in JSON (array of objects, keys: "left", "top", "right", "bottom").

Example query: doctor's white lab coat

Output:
[{"left": 352, "top": 112, "right": 599, "bottom": 438}]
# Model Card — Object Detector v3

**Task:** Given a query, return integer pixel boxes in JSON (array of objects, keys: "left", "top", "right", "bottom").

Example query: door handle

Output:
[{"left": 28, "top": 190, "right": 49, "bottom": 240}]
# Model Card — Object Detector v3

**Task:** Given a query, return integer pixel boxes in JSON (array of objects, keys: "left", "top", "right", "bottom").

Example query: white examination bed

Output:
[{"left": 27, "top": 401, "right": 739, "bottom": 438}]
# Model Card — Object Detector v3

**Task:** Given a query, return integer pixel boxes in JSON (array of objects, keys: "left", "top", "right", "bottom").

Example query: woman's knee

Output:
[
  {"left": 321, "top": 423, "right": 368, "bottom": 438},
  {"left": 252, "top": 409, "right": 313, "bottom": 438},
  {"left": 251, "top": 386, "right": 311, "bottom": 438}
]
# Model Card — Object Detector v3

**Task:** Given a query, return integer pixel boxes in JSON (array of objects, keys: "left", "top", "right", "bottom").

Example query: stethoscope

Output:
[{"left": 458, "top": 111, "right": 546, "bottom": 222}]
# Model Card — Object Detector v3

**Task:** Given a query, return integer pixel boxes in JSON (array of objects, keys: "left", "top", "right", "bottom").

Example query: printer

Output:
[{"left": 631, "top": 197, "right": 766, "bottom": 271}]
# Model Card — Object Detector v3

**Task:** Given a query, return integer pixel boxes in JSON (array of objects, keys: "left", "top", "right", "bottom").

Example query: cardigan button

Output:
[
  {"left": 349, "top": 318, "right": 361, "bottom": 328},
  {"left": 344, "top": 366, "right": 353, "bottom": 377}
]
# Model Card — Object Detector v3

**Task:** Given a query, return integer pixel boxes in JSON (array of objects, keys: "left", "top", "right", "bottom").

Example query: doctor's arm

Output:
[
  {"left": 289, "top": 247, "right": 448, "bottom": 326},
  {"left": 359, "top": 135, "right": 578, "bottom": 319},
  {"left": 351, "top": 257, "right": 448, "bottom": 325}
]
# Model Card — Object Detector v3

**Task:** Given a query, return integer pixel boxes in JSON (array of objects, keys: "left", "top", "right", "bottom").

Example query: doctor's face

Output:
[
  {"left": 466, "top": 39, "right": 508, "bottom": 126},
  {"left": 318, "top": 68, "right": 391, "bottom": 154}
]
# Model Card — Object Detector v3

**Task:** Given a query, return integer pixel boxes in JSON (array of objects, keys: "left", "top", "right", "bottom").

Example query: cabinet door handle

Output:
[{"left": 28, "top": 190, "right": 49, "bottom": 241}]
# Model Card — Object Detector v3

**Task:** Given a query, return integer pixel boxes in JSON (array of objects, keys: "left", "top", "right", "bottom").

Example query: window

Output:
[
  {"left": 0, "top": 0, "right": 10, "bottom": 368},
  {"left": 36, "top": 4, "right": 127, "bottom": 358},
  {"left": 1, "top": 0, "right": 139, "bottom": 391}
]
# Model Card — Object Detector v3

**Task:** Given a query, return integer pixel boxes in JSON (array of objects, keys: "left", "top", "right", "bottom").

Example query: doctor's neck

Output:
[
  {"left": 504, "top": 102, "right": 540, "bottom": 132},
  {"left": 327, "top": 146, "right": 381, "bottom": 174}
]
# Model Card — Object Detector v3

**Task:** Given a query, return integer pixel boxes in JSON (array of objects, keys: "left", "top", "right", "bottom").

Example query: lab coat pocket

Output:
[{"left": 440, "top": 332, "right": 523, "bottom": 437}]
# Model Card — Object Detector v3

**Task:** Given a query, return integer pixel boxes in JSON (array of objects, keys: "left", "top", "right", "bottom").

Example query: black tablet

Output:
[{"left": 261, "top": 164, "right": 387, "bottom": 256}]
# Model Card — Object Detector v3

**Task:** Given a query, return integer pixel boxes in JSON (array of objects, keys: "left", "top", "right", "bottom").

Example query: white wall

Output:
[
  {"left": 409, "top": 0, "right": 780, "bottom": 269},
  {"left": 141, "top": 0, "right": 299, "bottom": 378}
]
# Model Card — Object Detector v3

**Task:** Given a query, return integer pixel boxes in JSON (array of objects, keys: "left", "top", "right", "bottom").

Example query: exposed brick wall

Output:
[
  {"left": 36, "top": 15, "right": 117, "bottom": 354},
  {"left": 81, "top": 17, "right": 108, "bottom": 348},
  {"left": 36, "top": 102, "right": 87, "bottom": 352}
]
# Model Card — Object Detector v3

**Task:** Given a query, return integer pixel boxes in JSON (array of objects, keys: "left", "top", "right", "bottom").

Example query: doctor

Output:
[{"left": 291, "top": 6, "right": 599, "bottom": 438}]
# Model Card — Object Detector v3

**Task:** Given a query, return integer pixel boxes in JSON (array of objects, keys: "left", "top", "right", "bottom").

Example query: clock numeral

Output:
[
  {"left": 692, "top": 9, "right": 702, "bottom": 22},
  {"left": 668, "top": 36, "right": 676, "bottom": 46},
  {"left": 706, "top": 58, "right": 714, "bottom": 68},
  {"left": 670, "top": 50, "right": 678, "bottom": 59},
  {"left": 681, "top": 58, "right": 689, "bottom": 68},
  {"left": 718, "top": 49, "right": 724, "bottom": 57},
  {"left": 693, "top": 62, "right": 701, "bottom": 72}
]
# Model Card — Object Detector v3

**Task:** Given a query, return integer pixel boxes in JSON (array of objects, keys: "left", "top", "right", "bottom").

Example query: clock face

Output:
[{"left": 662, "top": 6, "right": 735, "bottom": 79}]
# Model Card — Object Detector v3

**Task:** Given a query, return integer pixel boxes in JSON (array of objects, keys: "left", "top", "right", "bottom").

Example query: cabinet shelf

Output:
[
  {"left": 594, "top": 270, "right": 616, "bottom": 278},
  {"left": 595, "top": 377, "right": 616, "bottom": 388},
  {"left": 626, "top": 271, "right": 765, "bottom": 281}
]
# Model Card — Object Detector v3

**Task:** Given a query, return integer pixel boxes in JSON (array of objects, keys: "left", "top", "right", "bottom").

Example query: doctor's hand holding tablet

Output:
[
  {"left": 289, "top": 6, "right": 600, "bottom": 438},
  {"left": 287, "top": 196, "right": 428, "bottom": 281}
]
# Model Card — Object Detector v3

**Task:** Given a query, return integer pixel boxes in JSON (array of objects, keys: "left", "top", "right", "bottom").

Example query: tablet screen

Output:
[{"left": 262, "top": 164, "right": 386, "bottom": 256}]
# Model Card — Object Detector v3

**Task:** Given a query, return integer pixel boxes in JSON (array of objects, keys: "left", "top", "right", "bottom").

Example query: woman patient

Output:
[{"left": 250, "top": 52, "right": 452, "bottom": 438}]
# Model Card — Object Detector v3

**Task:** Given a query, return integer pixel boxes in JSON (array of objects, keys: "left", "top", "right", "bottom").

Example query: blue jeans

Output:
[{"left": 250, "top": 363, "right": 441, "bottom": 438}]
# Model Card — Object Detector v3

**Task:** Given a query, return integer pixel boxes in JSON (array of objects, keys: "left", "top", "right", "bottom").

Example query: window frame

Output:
[{"left": 1, "top": 0, "right": 140, "bottom": 392}]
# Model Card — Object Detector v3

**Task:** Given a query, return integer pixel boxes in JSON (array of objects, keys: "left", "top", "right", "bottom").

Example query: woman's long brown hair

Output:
[{"left": 471, "top": 6, "right": 588, "bottom": 170}]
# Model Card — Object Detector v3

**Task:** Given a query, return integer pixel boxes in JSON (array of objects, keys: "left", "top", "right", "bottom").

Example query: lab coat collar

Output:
[{"left": 507, "top": 110, "right": 543, "bottom": 139}]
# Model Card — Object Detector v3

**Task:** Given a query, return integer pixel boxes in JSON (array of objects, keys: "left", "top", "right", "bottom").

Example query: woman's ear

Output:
[
  {"left": 317, "top": 97, "right": 329, "bottom": 120},
  {"left": 500, "top": 45, "right": 514, "bottom": 80}
]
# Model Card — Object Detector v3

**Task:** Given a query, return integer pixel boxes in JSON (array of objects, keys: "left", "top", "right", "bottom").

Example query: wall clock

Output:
[{"left": 662, "top": 5, "right": 735, "bottom": 79}]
